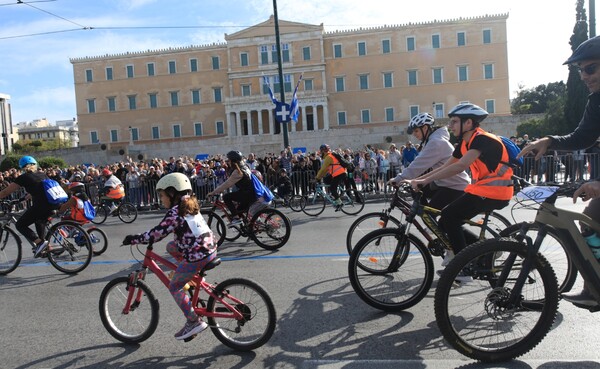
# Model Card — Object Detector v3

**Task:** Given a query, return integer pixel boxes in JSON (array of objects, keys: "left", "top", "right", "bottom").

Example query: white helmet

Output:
[
  {"left": 407, "top": 113, "right": 434, "bottom": 134},
  {"left": 156, "top": 172, "right": 192, "bottom": 192},
  {"left": 448, "top": 103, "right": 488, "bottom": 123}
]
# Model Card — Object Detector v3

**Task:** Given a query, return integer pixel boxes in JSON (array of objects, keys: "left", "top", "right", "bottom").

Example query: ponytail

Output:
[{"left": 178, "top": 193, "right": 199, "bottom": 217}]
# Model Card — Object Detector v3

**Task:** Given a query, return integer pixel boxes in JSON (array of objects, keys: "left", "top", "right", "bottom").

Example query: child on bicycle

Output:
[
  {"left": 59, "top": 182, "right": 95, "bottom": 245},
  {"left": 273, "top": 168, "right": 293, "bottom": 204},
  {"left": 122, "top": 172, "right": 217, "bottom": 341}
]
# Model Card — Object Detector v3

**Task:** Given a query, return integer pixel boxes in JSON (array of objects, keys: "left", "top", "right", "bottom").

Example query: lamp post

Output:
[{"left": 272, "top": 0, "right": 290, "bottom": 148}]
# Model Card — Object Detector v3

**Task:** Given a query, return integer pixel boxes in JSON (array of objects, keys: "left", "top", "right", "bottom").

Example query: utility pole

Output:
[
  {"left": 272, "top": 0, "right": 290, "bottom": 148},
  {"left": 591, "top": 0, "right": 596, "bottom": 37}
]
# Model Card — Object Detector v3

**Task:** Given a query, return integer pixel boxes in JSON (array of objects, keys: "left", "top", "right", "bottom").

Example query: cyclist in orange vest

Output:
[
  {"left": 314, "top": 144, "right": 347, "bottom": 208},
  {"left": 59, "top": 182, "right": 92, "bottom": 224},
  {"left": 99, "top": 168, "right": 125, "bottom": 212},
  {"left": 411, "top": 104, "right": 513, "bottom": 279}
]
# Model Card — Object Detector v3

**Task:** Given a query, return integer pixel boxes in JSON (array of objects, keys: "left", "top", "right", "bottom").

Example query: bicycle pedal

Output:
[{"left": 183, "top": 334, "right": 197, "bottom": 342}]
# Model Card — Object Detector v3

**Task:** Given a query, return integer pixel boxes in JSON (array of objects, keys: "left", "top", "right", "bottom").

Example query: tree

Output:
[{"left": 511, "top": 82, "right": 566, "bottom": 114}]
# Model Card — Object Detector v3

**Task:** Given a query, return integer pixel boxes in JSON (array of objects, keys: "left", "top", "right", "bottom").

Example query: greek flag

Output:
[
  {"left": 289, "top": 74, "right": 303, "bottom": 122},
  {"left": 263, "top": 76, "right": 278, "bottom": 104}
]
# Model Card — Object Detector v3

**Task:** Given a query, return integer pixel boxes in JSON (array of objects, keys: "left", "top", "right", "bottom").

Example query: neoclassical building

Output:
[{"left": 71, "top": 14, "right": 510, "bottom": 155}]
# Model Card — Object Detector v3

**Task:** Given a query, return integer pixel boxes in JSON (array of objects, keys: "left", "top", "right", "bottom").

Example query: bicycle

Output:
[
  {"left": 99, "top": 238, "right": 276, "bottom": 350},
  {"left": 201, "top": 195, "right": 292, "bottom": 250},
  {"left": 61, "top": 209, "right": 109, "bottom": 256},
  {"left": 301, "top": 182, "right": 365, "bottom": 216},
  {"left": 433, "top": 181, "right": 594, "bottom": 362},
  {"left": 91, "top": 198, "right": 138, "bottom": 224},
  {"left": 347, "top": 183, "right": 511, "bottom": 312},
  {"left": 270, "top": 189, "right": 303, "bottom": 213},
  {"left": 0, "top": 199, "right": 93, "bottom": 275}
]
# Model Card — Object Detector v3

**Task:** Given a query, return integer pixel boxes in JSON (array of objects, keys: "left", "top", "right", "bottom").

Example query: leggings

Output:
[
  {"left": 166, "top": 241, "right": 217, "bottom": 321},
  {"left": 16, "top": 206, "right": 53, "bottom": 244}
]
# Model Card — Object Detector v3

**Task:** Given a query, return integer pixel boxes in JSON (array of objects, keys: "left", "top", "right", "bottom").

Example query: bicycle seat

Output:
[{"left": 204, "top": 257, "right": 221, "bottom": 271}]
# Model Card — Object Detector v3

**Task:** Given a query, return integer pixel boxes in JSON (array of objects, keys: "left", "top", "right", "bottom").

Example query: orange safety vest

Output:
[
  {"left": 461, "top": 127, "right": 514, "bottom": 200},
  {"left": 66, "top": 196, "right": 89, "bottom": 224},
  {"left": 328, "top": 153, "right": 347, "bottom": 178},
  {"left": 106, "top": 184, "right": 125, "bottom": 200}
]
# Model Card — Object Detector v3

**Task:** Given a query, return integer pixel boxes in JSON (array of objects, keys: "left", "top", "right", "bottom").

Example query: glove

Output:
[{"left": 123, "top": 235, "right": 136, "bottom": 245}]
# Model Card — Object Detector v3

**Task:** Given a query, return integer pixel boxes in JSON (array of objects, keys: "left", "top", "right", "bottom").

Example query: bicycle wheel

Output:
[
  {"left": 500, "top": 222, "right": 577, "bottom": 293},
  {"left": 206, "top": 278, "right": 276, "bottom": 351},
  {"left": 91, "top": 205, "right": 108, "bottom": 224},
  {"left": 88, "top": 227, "right": 109, "bottom": 256},
  {"left": 348, "top": 229, "right": 434, "bottom": 312},
  {"left": 340, "top": 189, "right": 365, "bottom": 215},
  {"left": 46, "top": 222, "right": 93, "bottom": 274},
  {"left": 118, "top": 203, "right": 138, "bottom": 223},
  {"left": 346, "top": 212, "right": 403, "bottom": 254},
  {"left": 99, "top": 276, "right": 160, "bottom": 344},
  {"left": 0, "top": 226, "right": 22, "bottom": 275},
  {"left": 434, "top": 238, "right": 559, "bottom": 362},
  {"left": 464, "top": 211, "right": 511, "bottom": 240},
  {"left": 301, "top": 192, "right": 326, "bottom": 216},
  {"left": 250, "top": 208, "right": 291, "bottom": 250},
  {"left": 215, "top": 208, "right": 241, "bottom": 241},
  {"left": 202, "top": 210, "right": 226, "bottom": 247},
  {"left": 288, "top": 195, "right": 304, "bottom": 212}
]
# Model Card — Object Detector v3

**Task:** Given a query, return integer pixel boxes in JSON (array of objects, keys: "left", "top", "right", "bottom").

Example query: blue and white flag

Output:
[
  {"left": 263, "top": 76, "right": 278, "bottom": 104},
  {"left": 289, "top": 74, "right": 303, "bottom": 122}
]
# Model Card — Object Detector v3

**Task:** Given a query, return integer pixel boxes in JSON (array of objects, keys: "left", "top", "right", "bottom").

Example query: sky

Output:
[{"left": 0, "top": 0, "right": 588, "bottom": 124}]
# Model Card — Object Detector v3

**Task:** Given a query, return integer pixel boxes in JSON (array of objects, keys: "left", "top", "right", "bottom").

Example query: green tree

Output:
[
  {"left": 511, "top": 82, "right": 566, "bottom": 114},
  {"left": 38, "top": 156, "right": 66, "bottom": 169},
  {"left": 0, "top": 155, "right": 20, "bottom": 171},
  {"left": 564, "top": 0, "right": 589, "bottom": 131}
]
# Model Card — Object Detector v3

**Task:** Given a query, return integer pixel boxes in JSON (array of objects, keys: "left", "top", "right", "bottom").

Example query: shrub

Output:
[
  {"left": 0, "top": 155, "right": 20, "bottom": 171},
  {"left": 38, "top": 156, "right": 66, "bottom": 169}
]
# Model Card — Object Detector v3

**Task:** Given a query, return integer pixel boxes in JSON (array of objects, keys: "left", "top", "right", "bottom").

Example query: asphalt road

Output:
[{"left": 1, "top": 197, "right": 600, "bottom": 369}]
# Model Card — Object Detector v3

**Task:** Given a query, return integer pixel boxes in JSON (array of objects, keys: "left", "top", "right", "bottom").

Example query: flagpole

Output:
[{"left": 272, "top": 0, "right": 290, "bottom": 148}]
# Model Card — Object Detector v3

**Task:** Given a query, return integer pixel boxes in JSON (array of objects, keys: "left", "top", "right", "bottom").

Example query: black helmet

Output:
[
  {"left": 319, "top": 144, "right": 330, "bottom": 151},
  {"left": 226, "top": 150, "right": 243, "bottom": 163},
  {"left": 564, "top": 36, "right": 600, "bottom": 65}
]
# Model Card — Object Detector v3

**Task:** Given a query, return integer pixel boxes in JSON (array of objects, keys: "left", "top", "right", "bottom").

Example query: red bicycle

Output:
[{"left": 98, "top": 239, "right": 276, "bottom": 350}]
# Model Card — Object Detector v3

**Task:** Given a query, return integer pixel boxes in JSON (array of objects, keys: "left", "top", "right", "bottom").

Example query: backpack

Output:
[
  {"left": 82, "top": 200, "right": 96, "bottom": 221},
  {"left": 42, "top": 179, "right": 68, "bottom": 205},
  {"left": 499, "top": 136, "right": 524, "bottom": 168},
  {"left": 331, "top": 152, "right": 355, "bottom": 171},
  {"left": 251, "top": 173, "right": 274, "bottom": 203}
]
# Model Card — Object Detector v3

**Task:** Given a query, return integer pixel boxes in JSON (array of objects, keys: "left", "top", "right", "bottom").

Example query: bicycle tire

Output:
[
  {"left": 202, "top": 210, "right": 226, "bottom": 247},
  {"left": 91, "top": 205, "right": 108, "bottom": 224},
  {"left": 206, "top": 278, "right": 276, "bottom": 351},
  {"left": 46, "top": 222, "right": 93, "bottom": 274},
  {"left": 500, "top": 222, "right": 577, "bottom": 293},
  {"left": 0, "top": 226, "right": 22, "bottom": 275},
  {"left": 99, "top": 276, "right": 160, "bottom": 344},
  {"left": 301, "top": 192, "right": 326, "bottom": 216},
  {"left": 434, "top": 238, "right": 559, "bottom": 362},
  {"left": 348, "top": 228, "right": 434, "bottom": 312},
  {"left": 288, "top": 195, "right": 304, "bottom": 212},
  {"left": 463, "top": 211, "right": 511, "bottom": 240},
  {"left": 118, "top": 203, "right": 138, "bottom": 224},
  {"left": 346, "top": 212, "right": 403, "bottom": 254},
  {"left": 340, "top": 189, "right": 365, "bottom": 215},
  {"left": 88, "top": 227, "right": 109, "bottom": 256},
  {"left": 249, "top": 208, "right": 292, "bottom": 250},
  {"left": 215, "top": 208, "right": 241, "bottom": 241}
]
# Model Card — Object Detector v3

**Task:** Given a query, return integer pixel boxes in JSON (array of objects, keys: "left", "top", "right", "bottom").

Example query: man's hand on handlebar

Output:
[{"left": 573, "top": 181, "right": 600, "bottom": 203}]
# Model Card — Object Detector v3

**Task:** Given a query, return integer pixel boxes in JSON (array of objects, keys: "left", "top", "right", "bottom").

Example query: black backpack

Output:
[{"left": 331, "top": 152, "right": 355, "bottom": 171}]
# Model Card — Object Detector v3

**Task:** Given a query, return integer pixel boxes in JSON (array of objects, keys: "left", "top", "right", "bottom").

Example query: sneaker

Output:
[
  {"left": 33, "top": 241, "right": 49, "bottom": 258},
  {"left": 441, "top": 250, "right": 454, "bottom": 267},
  {"left": 562, "top": 289, "right": 600, "bottom": 308},
  {"left": 174, "top": 319, "right": 208, "bottom": 340},
  {"left": 436, "top": 269, "right": 472, "bottom": 284},
  {"left": 228, "top": 218, "right": 243, "bottom": 228}
]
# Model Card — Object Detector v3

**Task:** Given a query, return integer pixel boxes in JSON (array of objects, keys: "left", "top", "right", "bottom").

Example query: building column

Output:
[
  {"left": 268, "top": 109, "right": 274, "bottom": 135},
  {"left": 323, "top": 104, "right": 329, "bottom": 130},
  {"left": 246, "top": 110, "right": 252, "bottom": 135},
  {"left": 301, "top": 106, "right": 307, "bottom": 132},
  {"left": 226, "top": 111, "right": 234, "bottom": 137},
  {"left": 235, "top": 111, "right": 241, "bottom": 137},
  {"left": 312, "top": 105, "right": 319, "bottom": 131},
  {"left": 258, "top": 109, "right": 264, "bottom": 135}
]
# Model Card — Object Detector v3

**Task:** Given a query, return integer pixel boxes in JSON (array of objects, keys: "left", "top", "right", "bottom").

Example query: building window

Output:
[
  {"left": 303, "top": 46, "right": 311, "bottom": 60},
  {"left": 191, "top": 89, "right": 201, "bottom": 104},
  {"left": 110, "top": 129, "right": 118, "bottom": 142},
  {"left": 213, "top": 87, "right": 222, "bottom": 103},
  {"left": 274, "top": 75, "right": 291, "bottom": 93},
  {"left": 90, "top": 131, "right": 99, "bottom": 144},
  {"left": 383, "top": 72, "right": 393, "bottom": 88},
  {"left": 271, "top": 44, "right": 278, "bottom": 63},
  {"left": 152, "top": 126, "right": 160, "bottom": 139},
  {"left": 131, "top": 127, "right": 139, "bottom": 141},
  {"left": 126, "top": 65, "right": 134, "bottom": 78},
  {"left": 433, "top": 68, "right": 443, "bottom": 84},
  {"left": 408, "top": 70, "right": 418, "bottom": 86},
  {"left": 333, "top": 44, "right": 342, "bottom": 58},
  {"left": 85, "top": 69, "right": 93, "bottom": 82},
  {"left": 282, "top": 43, "right": 290, "bottom": 62},
  {"left": 335, "top": 76, "right": 345, "bottom": 92},
  {"left": 432, "top": 34, "right": 440, "bottom": 49},
  {"left": 406, "top": 36, "right": 415, "bottom": 51},
  {"left": 433, "top": 103, "right": 444, "bottom": 118},
  {"left": 359, "top": 74, "right": 369, "bottom": 90},
  {"left": 485, "top": 99, "right": 495, "bottom": 113},
  {"left": 260, "top": 46, "right": 269, "bottom": 65},
  {"left": 211, "top": 56, "right": 220, "bottom": 70},
  {"left": 190, "top": 58, "right": 198, "bottom": 72},
  {"left": 105, "top": 67, "right": 113, "bottom": 81},
  {"left": 240, "top": 52, "right": 249, "bottom": 67},
  {"left": 385, "top": 107, "right": 394, "bottom": 122},
  {"left": 173, "top": 124, "right": 181, "bottom": 138},
  {"left": 357, "top": 41, "right": 366, "bottom": 56},
  {"left": 337, "top": 111, "right": 347, "bottom": 125},
  {"left": 241, "top": 84, "right": 251, "bottom": 96},
  {"left": 484, "top": 63, "right": 494, "bottom": 79},
  {"left": 409, "top": 105, "right": 419, "bottom": 118},
  {"left": 361, "top": 109, "right": 371, "bottom": 123},
  {"left": 149, "top": 93, "right": 158, "bottom": 108},
  {"left": 457, "top": 31, "right": 466, "bottom": 46},
  {"left": 170, "top": 91, "right": 179, "bottom": 106},
  {"left": 87, "top": 99, "right": 95, "bottom": 113},
  {"left": 107, "top": 97, "right": 116, "bottom": 112},
  {"left": 483, "top": 29, "right": 491, "bottom": 44},
  {"left": 147, "top": 63, "right": 155, "bottom": 76},
  {"left": 382, "top": 39, "right": 391, "bottom": 54},
  {"left": 194, "top": 122, "right": 203, "bottom": 136},
  {"left": 304, "top": 79, "right": 313, "bottom": 91},
  {"left": 128, "top": 95, "right": 136, "bottom": 110},
  {"left": 216, "top": 121, "right": 224, "bottom": 134},
  {"left": 458, "top": 65, "right": 468, "bottom": 81}
]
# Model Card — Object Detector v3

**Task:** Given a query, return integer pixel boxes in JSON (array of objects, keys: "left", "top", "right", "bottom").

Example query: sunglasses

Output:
[{"left": 578, "top": 63, "right": 599, "bottom": 75}]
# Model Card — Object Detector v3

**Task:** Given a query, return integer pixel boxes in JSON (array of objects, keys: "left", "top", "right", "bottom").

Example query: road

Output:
[{"left": 1, "top": 197, "right": 600, "bottom": 369}]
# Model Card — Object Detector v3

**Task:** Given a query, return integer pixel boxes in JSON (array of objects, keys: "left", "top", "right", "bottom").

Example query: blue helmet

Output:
[{"left": 19, "top": 156, "right": 37, "bottom": 169}]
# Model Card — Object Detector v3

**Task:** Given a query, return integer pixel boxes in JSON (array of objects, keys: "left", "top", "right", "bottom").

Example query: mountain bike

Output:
[
  {"left": 434, "top": 182, "right": 598, "bottom": 362},
  {"left": 99, "top": 238, "right": 276, "bottom": 350},
  {"left": 0, "top": 199, "right": 93, "bottom": 275},
  {"left": 347, "top": 183, "right": 510, "bottom": 312},
  {"left": 302, "top": 182, "right": 364, "bottom": 216},
  {"left": 270, "top": 189, "right": 303, "bottom": 212},
  {"left": 91, "top": 198, "right": 138, "bottom": 224}
]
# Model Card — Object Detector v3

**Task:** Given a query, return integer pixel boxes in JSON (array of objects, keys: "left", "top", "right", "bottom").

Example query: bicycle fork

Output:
[{"left": 123, "top": 270, "right": 147, "bottom": 314}]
